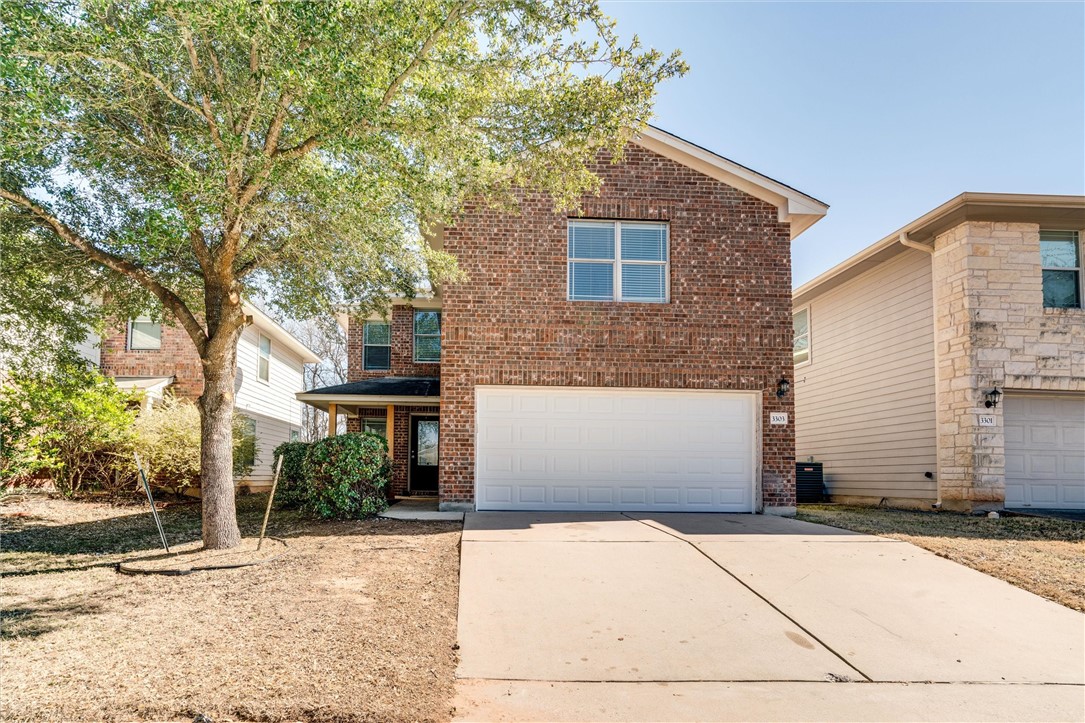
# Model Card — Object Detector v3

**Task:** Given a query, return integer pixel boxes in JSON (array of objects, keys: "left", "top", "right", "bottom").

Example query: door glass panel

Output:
[{"left": 416, "top": 421, "right": 439, "bottom": 466}]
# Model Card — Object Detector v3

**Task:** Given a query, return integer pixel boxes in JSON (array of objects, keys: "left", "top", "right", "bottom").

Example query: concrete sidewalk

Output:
[{"left": 454, "top": 512, "right": 1085, "bottom": 722}]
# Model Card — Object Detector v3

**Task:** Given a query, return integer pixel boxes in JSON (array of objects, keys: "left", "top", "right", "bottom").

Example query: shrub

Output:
[
  {"left": 132, "top": 395, "right": 260, "bottom": 493},
  {"left": 302, "top": 433, "right": 390, "bottom": 519},
  {"left": 0, "top": 369, "right": 135, "bottom": 495},
  {"left": 272, "top": 440, "right": 311, "bottom": 508}
]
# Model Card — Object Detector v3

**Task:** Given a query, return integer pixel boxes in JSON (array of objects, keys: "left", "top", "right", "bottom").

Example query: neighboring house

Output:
[
  {"left": 793, "top": 193, "right": 1085, "bottom": 512},
  {"left": 98, "top": 304, "right": 321, "bottom": 489},
  {"left": 298, "top": 126, "right": 828, "bottom": 513}
]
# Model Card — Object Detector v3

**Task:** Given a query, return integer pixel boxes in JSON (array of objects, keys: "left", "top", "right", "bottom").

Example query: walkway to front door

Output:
[{"left": 409, "top": 415, "right": 439, "bottom": 494}]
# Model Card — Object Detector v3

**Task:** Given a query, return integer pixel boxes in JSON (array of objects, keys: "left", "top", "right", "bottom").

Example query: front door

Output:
[{"left": 409, "top": 416, "right": 439, "bottom": 493}]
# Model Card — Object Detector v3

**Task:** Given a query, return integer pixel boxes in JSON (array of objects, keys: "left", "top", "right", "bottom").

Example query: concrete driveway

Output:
[{"left": 454, "top": 512, "right": 1085, "bottom": 722}]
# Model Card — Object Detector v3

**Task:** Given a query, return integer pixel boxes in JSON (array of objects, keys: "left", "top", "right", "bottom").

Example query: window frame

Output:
[
  {"left": 567, "top": 219, "right": 670, "bottom": 303},
  {"left": 362, "top": 320, "right": 392, "bottom": 371},
  {"left": 362, "top": 417, "right": 387, "bottom": 438},
  {"left": 127, "top": 316, "right": 162, "bottom": 351},
  {"left": 238, "top": 416, "right": 257, "bottom": 468},
  {"left": 257, "top": 333, "right": 272, "bottom": 383},
  {"left": 793, "top": 306, "right": 812, "bottom": 367},
  {"left": 1040, "top": 229, "right": 1083, "bottom": 309},
  {"left": 413, "top": 310, "right": 441, "bottom": 364}
]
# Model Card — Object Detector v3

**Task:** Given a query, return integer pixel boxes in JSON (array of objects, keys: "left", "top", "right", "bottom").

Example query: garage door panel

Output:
[
  {"left": 475, "top": 386, "right": 757, "bottom": 512},
  {"left": 1004, "top": 394, "right": 1085, "bottom": 510}
]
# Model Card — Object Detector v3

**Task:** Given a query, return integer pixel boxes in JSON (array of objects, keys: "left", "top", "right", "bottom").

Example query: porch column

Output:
[
  {"left": 386, "top": 404, "right": 395, "bottom": 458},
  {"left": 328, "top": 403, "right": 337, "bottom": 437}
]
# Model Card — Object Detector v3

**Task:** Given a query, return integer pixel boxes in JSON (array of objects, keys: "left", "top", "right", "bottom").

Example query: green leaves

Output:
[
  {"left": 1, "top": 0, "right": 684, "bottom": 329},
  {"left": 301, "top": 432, "right": 391, "bottom": 519}
]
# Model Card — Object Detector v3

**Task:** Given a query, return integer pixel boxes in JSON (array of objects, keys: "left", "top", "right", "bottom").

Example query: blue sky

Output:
[{"left": 600, "top": 1, "right": 1085, "bottom": 286}]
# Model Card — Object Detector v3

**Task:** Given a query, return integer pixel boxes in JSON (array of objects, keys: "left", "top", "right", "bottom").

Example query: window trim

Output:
[
  {"left": 1040, "top": 229, "right": 1083, "bottom": 309},
  {"left": 257, "top": 333, "right": 272, "bottom": 383},
  {"left": 413, "top": 310, "right": 441, "bottom": 364},
  {"left": 127, "top": 316, "right": 162, "bottom": 351},
  {"left": 567, "top": 219, "right": 670, "bottom": 303},
  {"left": 793, "top": 306, "right": 812, "bottom": 367},
  {"left": 362, "top": 320, "right": 392, "bottom": 371}
]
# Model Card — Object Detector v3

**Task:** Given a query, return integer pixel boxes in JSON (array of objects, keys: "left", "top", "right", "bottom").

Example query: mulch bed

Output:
[
  {"left": 1, "top": 493, "right": 463, "bottom": 723},
  {"left": 797, "top": 504, "right": 1085, "bottom": 612}
]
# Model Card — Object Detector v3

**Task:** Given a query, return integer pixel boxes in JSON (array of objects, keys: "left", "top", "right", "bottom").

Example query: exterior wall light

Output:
[
  {"left": 776, "top": 378, "right": 791, "bottom": 398},
  {"left": 984, "top": 387, "right": 1002, "bottom": 409}
]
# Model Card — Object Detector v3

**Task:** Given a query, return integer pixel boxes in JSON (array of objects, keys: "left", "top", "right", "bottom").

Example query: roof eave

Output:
[{"left": 633, "top": 126, "right": 829, "bottom": 240}]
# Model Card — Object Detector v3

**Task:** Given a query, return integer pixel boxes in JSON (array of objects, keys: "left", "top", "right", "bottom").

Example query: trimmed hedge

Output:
[
  {"left": 301, "top": 433, "right": 391, "bottom": 519},
  {"left": 271, "top": 441, "right": 311, "bottom": 509}
]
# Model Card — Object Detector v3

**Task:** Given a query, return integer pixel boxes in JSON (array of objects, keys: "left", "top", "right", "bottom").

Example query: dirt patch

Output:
[
  {"left": 1, "top": 494, "right": 462, "bottom": 722},
  {"left": 797, "top": 505, "right": 1085, "bottom": 612}
]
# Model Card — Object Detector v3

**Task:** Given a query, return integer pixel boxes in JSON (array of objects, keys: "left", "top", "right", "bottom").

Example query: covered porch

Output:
[{"left": 296, "top": 377, "right": 441, "bottom": 498}]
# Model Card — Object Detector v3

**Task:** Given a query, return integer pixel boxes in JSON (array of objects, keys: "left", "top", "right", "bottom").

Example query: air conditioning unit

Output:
[{"left": 796, "top": 462, "right": 825, "bottom": 503}]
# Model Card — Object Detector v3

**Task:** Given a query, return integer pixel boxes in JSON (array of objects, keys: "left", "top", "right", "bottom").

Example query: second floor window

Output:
[
  {"left": 128, "top": 317, "right": 162, "bottom": 350},
  {"left": 793, "top": 308, "right": 811, "bottom": 365},
  {"left": 414, "top": 311, "right": 441, "bottom": 363},
  {"left": 568, "top": 220, "right": 669, "bottom": 303},
  {"left": 258, "top": 334, "right": 272, "bottom": 382},
  {"left": 363, "top": 321, "right": 391, "bottom": 371},
  {"left": 1041, "top": 230, "right": 1082, "bottom": 309}
]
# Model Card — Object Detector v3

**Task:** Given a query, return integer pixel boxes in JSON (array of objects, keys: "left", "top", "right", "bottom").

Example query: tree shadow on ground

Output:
[
  {"left": 1, "top": 494, "right": 460, "bottom": 577},
  {"left": 1, "top": 593, "right": 109, "bottom": 640}
]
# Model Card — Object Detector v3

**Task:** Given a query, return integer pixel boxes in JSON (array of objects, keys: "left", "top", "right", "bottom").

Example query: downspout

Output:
[{"left": 899, "top": 232, "right": 942, "bottom": 508}]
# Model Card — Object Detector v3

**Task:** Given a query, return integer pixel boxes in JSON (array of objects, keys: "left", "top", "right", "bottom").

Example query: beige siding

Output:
[{"left": 795, "top": 249, "right": 938, "bottom": 500}]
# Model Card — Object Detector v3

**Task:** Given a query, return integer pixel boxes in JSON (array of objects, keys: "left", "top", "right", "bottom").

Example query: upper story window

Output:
[
  {"left": 128, "top": 317, "right": 162, "bottom": 350},
  {"left": 257, "top": 334, "right": 272, "bottom": 382},
  {"left": 568, "top": 220, "right": 669, "bottom": 303},
  {"left": 793, "top": 308, "right": 811, "bottom": 365},
  {"left": 414, "top": 311, "right": 441, "bottom": 363},
  {"left": 1041, "top": 230, "right": 1082, "bottom": 309},
  {"left": 363, "top": 321, "right": 391, "bottom": 371}
]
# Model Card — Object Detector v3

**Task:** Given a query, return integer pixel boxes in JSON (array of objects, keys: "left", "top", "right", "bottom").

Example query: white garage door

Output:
[
  {"left": 1004, "top": 394, "right": 1085, "bottom": 510},
  {"left": 475, "top": 386, "right": 757, "bottom": 511}
]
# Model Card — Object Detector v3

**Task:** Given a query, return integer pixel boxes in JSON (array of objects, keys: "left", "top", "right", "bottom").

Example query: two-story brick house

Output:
[
  {"left": 98, "top": 303, "right": 320, "bottom": 489},
  {"left": 794, "top": 193, "right": 1085, "bottom": 512},
  {"left": 298, "top": 126, "right": 828, "bottom": 513}
]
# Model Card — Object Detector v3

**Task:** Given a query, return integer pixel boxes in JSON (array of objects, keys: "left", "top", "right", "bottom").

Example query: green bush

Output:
[
  {"left": 0, "top": 369, "right": 135, "bottom": 495},
  {"left": 302, "top": 433, "right": 390, "bottom": 519},
  {"left": 272, "top": 440, "right": 311, "bottom": 509}
]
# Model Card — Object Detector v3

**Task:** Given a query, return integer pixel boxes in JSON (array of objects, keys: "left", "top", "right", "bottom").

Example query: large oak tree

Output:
[{"left": 0, "top": 0, "right": 684, "bottom": 548}]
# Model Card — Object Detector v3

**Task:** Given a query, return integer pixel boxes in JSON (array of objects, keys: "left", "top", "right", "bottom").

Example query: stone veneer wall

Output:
[
  {"left": 439, "top": 143, "right": 797, "bottom": 510},
  {"left": 932, "top": 221, "right": 1085, "bottom": 511}
]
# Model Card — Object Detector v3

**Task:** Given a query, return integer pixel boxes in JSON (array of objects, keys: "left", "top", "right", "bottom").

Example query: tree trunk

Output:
[{"left": 198, "top": 318, "right": 243, "bottom": 550}]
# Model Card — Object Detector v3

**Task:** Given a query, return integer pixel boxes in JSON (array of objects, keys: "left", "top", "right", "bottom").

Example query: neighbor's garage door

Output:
[
  {"left": 475, "top": 386, "right": 757, "bottom": 511},
  {"left": 1004, "top": 394, "right": 1085, "bottom": 510}
]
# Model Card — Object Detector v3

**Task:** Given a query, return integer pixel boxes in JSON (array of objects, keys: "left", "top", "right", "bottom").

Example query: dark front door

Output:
[{"left": 409, "top": 416, "right": 439, "bottom": 493}]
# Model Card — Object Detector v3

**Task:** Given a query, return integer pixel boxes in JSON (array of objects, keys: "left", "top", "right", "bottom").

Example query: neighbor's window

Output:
[
  {"left": 362, "top": 418, "right": 387, "bottom": 438},
  {"left": 1041, "top": 230, "right": 1082, "bottom": 309},
  {"left": 128, "top": 317, "right": 162, "bottom": 350},
  {"left": 568, "top": 220, "right": 669, "bottom": 303},
  {"left": 237, "top": 416, "right": 257, "bottom": 468},
  {"left": 363, "top": 321, "right": 391, "bottom": 371},
  {"left": 414, "top": 311, "right": 441, "bottom": 363},
  {"left": 793, "top": 308, "right": 811, "bottom": 365},
  {"left": 257, "top": 334, "right": 272, "bottom": 382}
]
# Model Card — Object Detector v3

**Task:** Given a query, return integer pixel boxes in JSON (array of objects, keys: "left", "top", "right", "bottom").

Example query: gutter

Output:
[{"left": 898, "top": 232, "right": 934, "bottom": 254}]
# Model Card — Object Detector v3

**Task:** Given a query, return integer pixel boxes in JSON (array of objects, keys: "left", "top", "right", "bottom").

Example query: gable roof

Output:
[
  {"left": 793, "top": 192, "right": 1085, "bottom": 307},
  {"left": 632, "top": 126, "right": 829, "bottom": 240},
  {"left": 244, "top": 303, "right": 322, "bottom": 364}
]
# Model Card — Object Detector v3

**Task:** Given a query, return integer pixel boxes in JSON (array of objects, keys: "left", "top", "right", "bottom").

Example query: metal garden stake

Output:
[
  {"left": 134, "top": 452, "right": 170, "bottom": 554},
  {"left": 257, "top": 454, "right": 284, "bottom": 551}
]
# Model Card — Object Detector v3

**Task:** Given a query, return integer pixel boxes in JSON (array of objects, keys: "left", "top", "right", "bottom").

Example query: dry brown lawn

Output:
[
  {"left": 797, "top": 504, "right": 1085, "bottom": 612},
  {"left": 0, "top": 493, "right": 462, "bottom": 723}
]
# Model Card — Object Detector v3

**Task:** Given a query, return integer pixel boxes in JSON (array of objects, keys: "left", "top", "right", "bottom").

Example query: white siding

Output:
[
  {"left": 234, "top": 323, "right": 306, "bottom": 484},
  {"left": 795, "top": 249, "right": 938, "bottom": 500}
]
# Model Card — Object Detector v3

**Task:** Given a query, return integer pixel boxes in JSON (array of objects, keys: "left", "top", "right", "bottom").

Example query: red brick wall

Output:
[
  {"left": 347, "top": 305, "right": 442, "bottom": 382},
  {"left": 349, "top": 405, "right": 441, "bottom": 497},
  {"left": 99, "top": 321, "right": 204, "bottom": 399},
  {"left": 438, "top": 143, "right": 797, "bottom": 509}
]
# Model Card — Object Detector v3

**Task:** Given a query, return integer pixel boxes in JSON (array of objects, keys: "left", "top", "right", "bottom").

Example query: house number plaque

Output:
[{"left": 769, "top": 412, "right": 788, "bottom": 425}]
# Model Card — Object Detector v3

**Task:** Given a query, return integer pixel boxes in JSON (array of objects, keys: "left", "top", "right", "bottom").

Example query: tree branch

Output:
[{"left": 0, "top": 188, "right": 209, "bottom": 354}]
